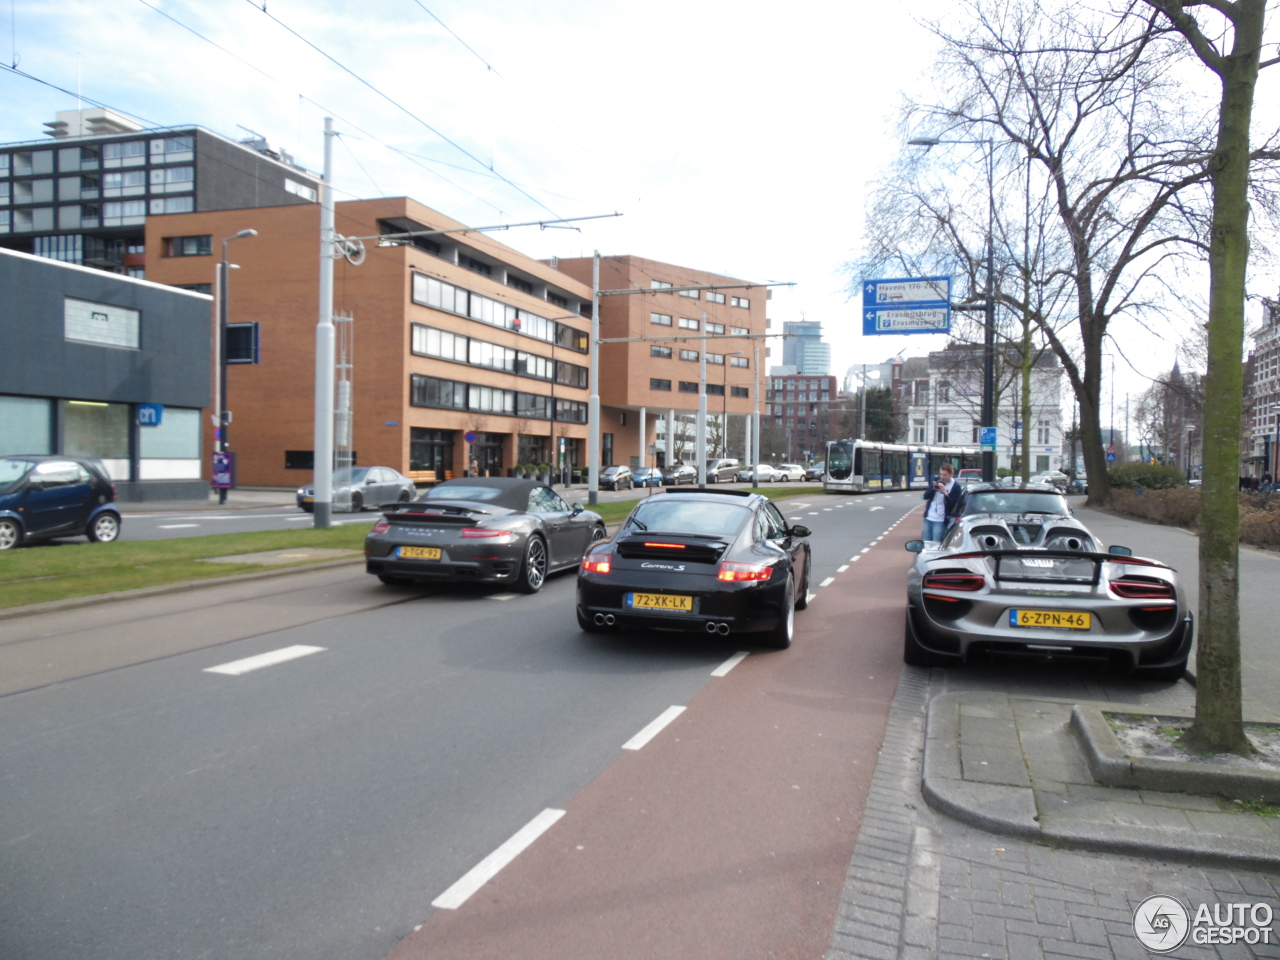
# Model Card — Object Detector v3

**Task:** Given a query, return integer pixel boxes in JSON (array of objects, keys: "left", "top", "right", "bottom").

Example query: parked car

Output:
[
  {"left": 902, "top": 483, "right": 1191, "bottom": 679},
  {"left": 577, "top": 488, "right": 812, "bottom": 647},
  {"left": 957, "top": 468, "right": 984, "bottom": 487},
  {"left": 774, "top": 463, "right": 806, "bottom": 482},
  {"left": 805, "top": 462, "right": 825, "bottom": 482},
  {"left": 631, "top": 467, "right": 664, "bottom": 488},
  {"left": 298, "top": 466, "right": 416, "bottom": 513},
  {"left": 0, "top": 455, "right": 122, "bottom": 550},
  {"left": 737, "top": 464, "right": 778, "bottom": 482},
  {"left": 600, "top": 465, "right": 634, "bottom": 491},
  {"left": 705, "top": 458, "right": 741, "bottom": 483},
  {"left": 956, "top": 483, "right": 1072, "bottom": 524},
  {"left": 365, "top": 477, "right": 606, "bottom": 593},
  {"left": 661, "top": 464, "right": 697, "bottom": 486},
  {"left": 1029, "top": 470, "right": 1070, "bottom": 489}
]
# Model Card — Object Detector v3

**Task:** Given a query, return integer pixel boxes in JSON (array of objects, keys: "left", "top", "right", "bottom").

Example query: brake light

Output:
[
  {"left": 922, "top": 572, "right": 986, "bottom": 591},
  {"left": 1110, "top": 577, "right": 1175, "bottom": 600},
  {"left": 462, "top": 527, "right": 511, "bottom": 538},
  {"left": 581, "top": 555, "right": 612, "bottom": 574},
  {"left": 643, "top": 542, "right": 686, "bottom": 549},
  {"left": 717, "top": 561, "right": 773, "bottom": 582},
  {"left": 371, "top": 520, "right": 390, "bottom": 535}
]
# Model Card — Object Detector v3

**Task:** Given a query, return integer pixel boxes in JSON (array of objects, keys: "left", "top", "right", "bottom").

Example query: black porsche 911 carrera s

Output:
[
  {"left": 365, "top": 478, "right": 606, "bottom": 593},
  {"left": 576, "top": 489, "right": 811, "bottom": 648}
]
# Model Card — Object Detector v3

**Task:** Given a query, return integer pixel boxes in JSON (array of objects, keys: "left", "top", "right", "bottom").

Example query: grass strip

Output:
[{"left": 0, "top": 524, "right": 370, "bottom": 610}]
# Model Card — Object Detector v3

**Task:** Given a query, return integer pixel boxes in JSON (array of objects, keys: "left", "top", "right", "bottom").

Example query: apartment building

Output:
[
  {"left": 1244, "top": 290, "right": 1280, "bottom": 478},
  {"left": 763, "top": 374, "right": 841, "bottom": 461},
  {"left": 144, "top": 197, "right": 592, "bottom": 487},
  {"left": 0, "top": 108, "right": 318, "bottom": 279},
  {"left": 780, "top": 320, "right": 831, "bottom": 376},
  {"left": 895, "top": 343, "right": 1064, "bottom": 472},
  {"left": 553, "top": 255, "right": 768, "bottom": 469}
]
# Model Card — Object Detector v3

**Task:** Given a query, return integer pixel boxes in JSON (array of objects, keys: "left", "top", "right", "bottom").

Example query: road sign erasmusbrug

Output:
[{"left": 862, "top": 276, "right": 951, "bottom": 336}]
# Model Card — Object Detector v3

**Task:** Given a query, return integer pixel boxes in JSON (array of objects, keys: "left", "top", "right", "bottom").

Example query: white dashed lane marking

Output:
[
  {"left": 711, "top": 651, "right": 749, "bottom": 677},
  {"left": 622, "top": 706, "right": 686, "bottom": 751},
  {"left": 158, "top": 524, "right": 199, "bottom": 529},
  {"left": 837, "top": 564, "right": 849, "bottom": 573},
  {"left": 204, "top": 645, "right": 325, "bottom": 676},
  {"left": 432, "top": 808, "right": 565, "bottom": 910},
  {"left": 819, "top": 577, "right": 835, "bottom": 588}
]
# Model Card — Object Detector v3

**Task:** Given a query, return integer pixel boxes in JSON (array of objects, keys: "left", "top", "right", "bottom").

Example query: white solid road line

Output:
[
  {"left": 203, "top": 645, "right": 326, "bottom": 676},
  {"left": 711, "top": 651, "right": 750, "bottom": 677},
  {"left": 158, "top": 524, "right": 199, "bottom": 529},
  {"left": 820, "top": 577, "right": 835, "bottom": 588},
  {"left": 432, "top": 808, "right": 566, "bottom": 910},
  {"left": 622, "top": 705, "right": 686, "bottom": 751}
]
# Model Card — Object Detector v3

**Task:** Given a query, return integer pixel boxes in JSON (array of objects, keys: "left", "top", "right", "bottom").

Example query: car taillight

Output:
[
  {"left": 461, "top": 527, "right": 510, "bottom": 538},
  {"left": 371, "top": 520, "right": 390, "bottom": 535},
  {"left": 1110, "top": 577, "right": 1175, "bottom": 600},
  {"left": 717, "top": 561, "right": 773, "bottom": 582},
  {"left": 581, "top": 555, "right": 611, "bottom": 574},
  {"left": 922, "top": 572, "right": 986, "bottom": 591}
]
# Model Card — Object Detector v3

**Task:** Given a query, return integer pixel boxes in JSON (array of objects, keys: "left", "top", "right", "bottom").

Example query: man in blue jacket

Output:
[{"left": 921, "top": 462, "right": 962, "bottom": 541}]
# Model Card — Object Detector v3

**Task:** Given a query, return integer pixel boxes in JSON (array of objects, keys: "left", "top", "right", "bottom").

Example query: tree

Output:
[{"left": 1142, "top": 0, "right": 1277, "bottom": 755}]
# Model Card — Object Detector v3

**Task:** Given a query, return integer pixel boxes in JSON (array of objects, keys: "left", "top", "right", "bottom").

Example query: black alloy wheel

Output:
[
  {"left": 351, "top": 491, "right": 364, "bottom": 512},
  {"left": 517, "top": 536, "right": 548, "bottom": 594},
  {"left": 591, "top": 525, "right": 607, "bottom": 542},
  {"left": 761, "top": 574, "right": 795, "bottom": 649},
  {"left": 398, "top": 489, "right": 412, "bottom": 503}
]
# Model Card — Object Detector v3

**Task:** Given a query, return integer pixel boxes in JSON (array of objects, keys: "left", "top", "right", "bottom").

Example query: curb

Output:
[
  {"left": 0, "top": 556, "right": 365, "bottom": 623},
  {"left": 921, "top": 691, "right": 1280, "bottom": 872}
]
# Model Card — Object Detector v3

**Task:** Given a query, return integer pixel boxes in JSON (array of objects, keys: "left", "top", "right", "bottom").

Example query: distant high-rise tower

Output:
[{"left": 782, "top": 321, "right": 830, "bottom": 375}]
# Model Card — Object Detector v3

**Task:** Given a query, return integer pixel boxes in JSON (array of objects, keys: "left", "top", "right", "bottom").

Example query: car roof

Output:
[
  {"left": 426, "top": 477, "right": 543, "bottom": 510},
  {"left": 964, "top": 481, "right": 1064, "bottom": 493},
  {"left": 655, "top": 488, "right": 764, "bottom": 504}
]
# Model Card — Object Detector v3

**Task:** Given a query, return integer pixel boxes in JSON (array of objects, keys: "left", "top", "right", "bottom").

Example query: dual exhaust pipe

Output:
[
  {"left": 704, "top": 621, "right": 731, "bottom": 636},
  {"left": 592, "top": 612, "right": 729, "bottom": 636},
  {"left": 594, "top": 613, "right": 616, "bottom": 626}
]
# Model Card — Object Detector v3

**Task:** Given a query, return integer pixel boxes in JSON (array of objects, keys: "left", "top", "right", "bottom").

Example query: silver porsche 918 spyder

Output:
[{"left": 903, "top": 485, "right": 1192, "bottom": 679}]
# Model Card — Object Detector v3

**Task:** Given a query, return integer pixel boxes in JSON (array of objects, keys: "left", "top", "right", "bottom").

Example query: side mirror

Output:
[
  {"left": 1108, "top": 545, "right": 1133, "bottom": 557},
  {"left": 905, "top": 540, "right": 925, "bottom": 553},
  {"left": 789, "top": 524, "right": 812, "bottom": 538},
  {"left": 571, "top": 503, "right": 584, "bottom": 516}
]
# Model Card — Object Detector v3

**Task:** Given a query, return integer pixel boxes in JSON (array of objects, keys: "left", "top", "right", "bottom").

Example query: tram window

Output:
[{"left": 865, "top": 450, "right": 881, "bottom": 476}]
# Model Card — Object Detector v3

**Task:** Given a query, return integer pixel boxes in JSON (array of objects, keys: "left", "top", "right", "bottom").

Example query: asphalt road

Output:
[
  {"left": 0, "top": 488, "right": 923, "bottom": 960},
  {"left": 115, "top": 505, "right": 380, "bottom": 541}
]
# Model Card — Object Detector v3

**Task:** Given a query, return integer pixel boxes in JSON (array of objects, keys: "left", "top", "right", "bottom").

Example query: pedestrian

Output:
[
  {"left": 921, "top": 462, "right": 961, "bottom": 542},
  {"left": 470, "top": 458, "right": 480, "bottom": 478}
]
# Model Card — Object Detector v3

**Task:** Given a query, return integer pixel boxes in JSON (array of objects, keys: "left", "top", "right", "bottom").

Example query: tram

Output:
[{"left": 822, "top": 439, "right": 982, "bottom": 494}]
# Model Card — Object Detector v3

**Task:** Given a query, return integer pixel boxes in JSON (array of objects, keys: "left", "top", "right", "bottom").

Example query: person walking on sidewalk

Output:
[{"left": 921, "top": 462, "right": 961, "bottom": 542}]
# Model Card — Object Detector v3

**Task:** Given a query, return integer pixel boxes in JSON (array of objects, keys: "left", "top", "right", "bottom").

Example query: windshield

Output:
[
  {"left": 0, "top": 458, "right": 34, "bottom": 494},
  {"left": 421, "top": 485, "right": 507, "bottom": 502},
  {"left": 963, "top": 491, "right": 1069, "bottom": 516},
  {"left": 828, "top": 443, "right": 853, "bottom": 480},
  {"left": 602, "top": 466, "right": 622, "bottom": 475},
  {"left": 625, "top": 499, "right": 750, "bottom": 537},
  {"left": 332, "top": 468, "right": 370, "bottom": 484}
]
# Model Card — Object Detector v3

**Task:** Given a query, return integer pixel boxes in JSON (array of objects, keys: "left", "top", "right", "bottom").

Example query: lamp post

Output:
[
  {"left": 216, "top": 227, "right": 258, "bottom": 505},
  {"left": 909, "top": 135, "right": 996, "bottom": 481}
]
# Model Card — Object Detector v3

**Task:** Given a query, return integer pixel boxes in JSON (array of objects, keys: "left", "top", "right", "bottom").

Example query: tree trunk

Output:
[
  {"left": 1180, "top": 1, "right": 1265, "bottom": 756},
  {"left": 1078, "top": 321, "right": 1111, "bottom": 506}
]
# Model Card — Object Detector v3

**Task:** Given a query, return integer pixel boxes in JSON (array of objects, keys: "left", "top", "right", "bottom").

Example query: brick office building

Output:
[
  {"left": 553, "top": 255, "right": 768, "bottom": 470},
  {"left": 763, "top": 373, "right": 841, "bottom": 461},
  {"left": 145, "top": 197, "right": 592, "bottom": 487}
]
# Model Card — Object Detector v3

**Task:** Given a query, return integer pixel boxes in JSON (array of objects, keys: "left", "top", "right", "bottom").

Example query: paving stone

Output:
[
  {"left": 1005, "top": 933, "right": 1045, "bottom": 960},
  {"left": 1137, "top": 789, "right": 1225, "bottom": 811}
]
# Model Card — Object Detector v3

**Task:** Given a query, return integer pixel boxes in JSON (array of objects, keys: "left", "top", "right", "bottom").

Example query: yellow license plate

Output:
[
  {"left": 304, "top": 496, "right": 314, "bottom": 502},
  {"left": 1009, "top": 609, "right": 1091, "bottom": 630},
  {"left": 627, "top": 592, "right": 693, "bottom": 611},
  {"left": 399, "top": 546, "right": 442, "bottom": 560}
]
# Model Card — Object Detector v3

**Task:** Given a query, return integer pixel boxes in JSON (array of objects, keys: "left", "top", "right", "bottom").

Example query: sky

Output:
[{"left": 2, "top": 0, "right": 1277, "bottom": 431}]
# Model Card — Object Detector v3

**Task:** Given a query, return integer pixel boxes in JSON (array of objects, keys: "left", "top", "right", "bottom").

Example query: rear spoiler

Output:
[
  {"left": 378, "top": 502, "right": 492, "bottom": 520},
  {"left": 941, "top": 548, "right": 1168, "bottom": 569}
]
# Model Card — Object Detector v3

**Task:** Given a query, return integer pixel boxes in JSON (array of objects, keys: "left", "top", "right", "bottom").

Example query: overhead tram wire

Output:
[{"left": 243, "top": 0, "right": 567, "bottom": 221}]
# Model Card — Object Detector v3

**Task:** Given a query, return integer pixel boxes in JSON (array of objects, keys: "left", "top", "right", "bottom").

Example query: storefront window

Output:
[
  {"left": 0, "top": 396, "right": 52, "bottom": 456},
  {"left": 61, "top": 400, "right": 129, "bottom": 477}
]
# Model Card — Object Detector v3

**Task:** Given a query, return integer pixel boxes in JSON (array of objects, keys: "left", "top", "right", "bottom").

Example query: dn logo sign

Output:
[{"left": 137, "top": 404, "right": 164, "bottom": 427}]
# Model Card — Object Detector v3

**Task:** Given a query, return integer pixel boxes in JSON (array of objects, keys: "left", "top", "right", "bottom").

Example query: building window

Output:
[
  {"left": 730, "top": 326, "right": 748, "bottom": 336},
  {"left": 149, "top": 135, "right": 194, "bottom": 159},
  {"left": 650, "top": 344, "right": 672, "bottom": 358},
  {"left": 284, "top": 178, "right": 317, "bottom": 201},
  {"left": 730, "top": 356, "right": 749, "bottom": 368},
  {"left": 1037, "top": 420, "right": 1052, "bottom": 444},
  {"left": 469, "top": 384, "right": 516, "bottom": 415},
  {"left": 226, "top": 323, "right": 259, "bottom": 363},
  {"left": 64, "top": 297, "right": 139, "bottom": 349},
  {"left": 679, "top": 317, "right": 699, "bottom": 330},
  {"left": 410, "top": 427, "right": 455, "bottom": 474},
  {"left": 460, "top": 254, "right": 492, "bottom": 276},
  {"left": 410, "top": 374, "right": 469, "bottom": 410},
  {"left": 0, "top": 396, "right": 53, "bottom": 456},
  {"left": 164, "top": 235, "right": 212, "bottom": 257},
  {"left": 285, "top": 450, "right": 316, "bottom": 470},
  {"left": 516, "top": 393, "right": 550, "bottom": 420},
  {"left": 151, "top": 196, "right": 194, "bottom": 214},
  {"left": 650, "top": 312, "right": 673, "bottom": 326},
  {"left": 150, "top": 166, "right": 194, "bottom": 192},
  {"left": 679, "top": 349, "right": 699, "bottom": 362},
  {"left": 650, "top": 378, "right": 672, "bottom": 391},
  {"left": 706, "top": 383, "right": 725, "bottom": 396},
  {"left": 678, "top": 381, "right": 699, "bottom": 393},
  {"left": 0, "top": 154, "right": 8, "bottom": 177},
  {"left": 731, "top": 386, "right": 749, "bottom": 398},
  {"left": 102, "top": 141, "right": 146, "bottom": 167},
  {"left": 678, "top": 288, "right": 699, "bottom": 299},
  {"left": 913, "top": 419, "right": 926, "bottom": 444},
  {"left": 972, "top": 422, "right": 981, "bottom": 443},
  {"left": 103, "top": 170, "right": 146, "bottom": 197},
  {"left": 555, "top": 398, "right": 587, "bottom": 423},
  {"left": 507, "top": 275, "right": 533, "bottom": 295},
  {"left": 706, "top": 322, "right": 725, "bottom": 335},
  {"left": 546, "top": 291, "right": 568, "bottom": 308},
  {"left": 731, "top": 296, "right": 749, "bottom": 308},
  {"left": 705, "top": 291, "right": 726, "bottom": 304},
  {"left": 707, "top": 353, "right": 725, "bottom": 365},
  {"left": 177, "top": 283, "right": 213, "bottom": 294},
  {"left": 936, "top": 421, "right": 949, "bottom": 444},
  {"left": 650, "top": 280, "right": 672, "bottom": 290},
  {"left": 937, "top": 382, "right": 951, "bottom": 403}
]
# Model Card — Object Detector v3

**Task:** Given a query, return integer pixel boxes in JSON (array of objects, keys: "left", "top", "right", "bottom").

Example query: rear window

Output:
[
  {"left": 963, "top": 491, "right": 1068, "bottom": 516},
  {"left": 625, "top": 499, "right": 750, "bottom": 537},
  {"left": 421, "top": 485, "right": 507, "bottom": 502}
]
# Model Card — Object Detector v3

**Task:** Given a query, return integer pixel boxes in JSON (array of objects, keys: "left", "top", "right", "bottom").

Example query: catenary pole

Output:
[
  {"left": 752, "top": 342, "right": 761, "bottom": 488},
  {"left": 587, "top": 252, "right": 600, "bottom": 506},
  {"left": 697, "top": 313, "right": 708, "bottom": 487},
  {"left": 313, "top": 117, "right": 336, "bottom": 529}
]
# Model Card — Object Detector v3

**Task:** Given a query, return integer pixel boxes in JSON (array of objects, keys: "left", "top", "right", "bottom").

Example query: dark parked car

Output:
[
  {"left": 600, "top": 465, "right": 633, "bottom": 491},
  {"left": 0, "top": 455, "right": 121, "bottom": 550},
  {"left": 903, "top": 486, "right": 1191, "bottom": 679},
  {"left": 805, "top": 462, "right": 825, "bottom": 482},
  {"left": 704, "top": 458, "right": 741, "bottom": 483},
  {"left": 661, "top": 464, "right": 697, "bottom": 486},
  {"left": 577, "top": 489, "right": 811, "bottom": 648},
  {"left": 365, "top": 477, "right": 606, "bottom": 593},
  {"left": 297, "top": 466, "right": 416, "bottom": 513}
]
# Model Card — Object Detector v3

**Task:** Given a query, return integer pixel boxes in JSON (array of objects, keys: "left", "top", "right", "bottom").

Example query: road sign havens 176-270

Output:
[{"left": 862, "top": 276, "right": 952, "bottom": 336}]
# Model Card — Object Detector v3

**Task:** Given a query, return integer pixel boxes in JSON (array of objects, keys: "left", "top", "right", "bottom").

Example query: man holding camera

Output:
[{"left": 921, "top": 462, "right": 962, "bottom": 542}]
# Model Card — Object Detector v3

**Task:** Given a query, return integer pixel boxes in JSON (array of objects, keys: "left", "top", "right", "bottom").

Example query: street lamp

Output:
[
  {"left": 909, "top": 135, "right": 997, "bottom": 481},
  {"left": 217, "top": 227, "right": 258, "bottom": 504}
]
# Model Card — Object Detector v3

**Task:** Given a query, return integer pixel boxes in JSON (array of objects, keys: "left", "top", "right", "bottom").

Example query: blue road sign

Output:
[
  {"left": 464, "top": 430, "right": 477, "bottom": 444},
  {"left": 863, "top": 305, "right": 951, "bottom": 336},
  {"left": 862, "top": 276, "right": 950, "bottom": 307},
  {"left": 137, "top": 403, "right": 164, "bottom": 426},
  {"left": 979, "top": 427, "right": 997, "bottom": 450}
]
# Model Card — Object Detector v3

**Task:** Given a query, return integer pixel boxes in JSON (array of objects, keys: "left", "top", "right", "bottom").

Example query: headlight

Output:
[{"left": 297, "top": 488, "right": 306, "bottom": 495}]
